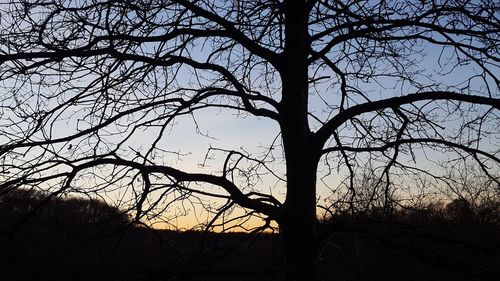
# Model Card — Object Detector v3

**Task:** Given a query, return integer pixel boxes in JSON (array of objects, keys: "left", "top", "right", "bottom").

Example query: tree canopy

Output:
[{"left": 1, "top": 0, "right": 499, "bottom": 279}]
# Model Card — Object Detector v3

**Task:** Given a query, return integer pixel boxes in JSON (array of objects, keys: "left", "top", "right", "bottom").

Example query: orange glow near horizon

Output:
[{"left": 145, "top": 212, "right": 279, "bottom": 233}]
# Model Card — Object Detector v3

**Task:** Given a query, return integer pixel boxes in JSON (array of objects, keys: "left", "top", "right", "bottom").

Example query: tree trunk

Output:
[
  {"left": 278, "top": 2, "right": 321, "bottom": 280},
  {"left": 279, "top": 156, "right": 321, "bottom": 281}
]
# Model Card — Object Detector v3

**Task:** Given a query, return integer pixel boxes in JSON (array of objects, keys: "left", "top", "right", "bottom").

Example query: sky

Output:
[{"left": 1, "top": 0, "right": 499, "bottom": 231}]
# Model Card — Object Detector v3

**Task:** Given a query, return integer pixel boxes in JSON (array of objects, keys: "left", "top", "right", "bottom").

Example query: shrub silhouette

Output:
[
  {"left": 0, "top": 188, "right": 130, "bottom": 230},
  {"left": 477, "top": 198, "right": 500, "bottom": 224},
  {"left": 445, "top": 198, "right": 475, "bottom": 223}
]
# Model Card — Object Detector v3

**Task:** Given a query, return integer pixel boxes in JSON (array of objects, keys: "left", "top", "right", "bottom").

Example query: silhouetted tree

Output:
[
  {"left": 445, "top": 198, "right": 474, "bottom": 223},
  {"left": 0, "top": 188, "right": 129, "bottom": 230},
  {"left": 0, "top": 1, "right": 498, "bottom": 280}
]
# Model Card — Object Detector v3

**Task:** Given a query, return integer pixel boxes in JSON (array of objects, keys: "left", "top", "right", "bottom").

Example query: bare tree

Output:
[{"left": 0, "top": 0, "right": 499, "bottom": 279}]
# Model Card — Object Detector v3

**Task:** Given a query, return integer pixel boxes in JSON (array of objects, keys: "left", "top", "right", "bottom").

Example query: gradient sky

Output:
[{"left": 1, "top": 0, "right": 498, "bottom": 232}]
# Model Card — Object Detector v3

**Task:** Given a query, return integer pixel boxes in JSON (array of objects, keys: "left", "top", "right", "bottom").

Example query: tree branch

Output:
[{"left": 315, "top": 91, "right": 500, "bottom": 145}]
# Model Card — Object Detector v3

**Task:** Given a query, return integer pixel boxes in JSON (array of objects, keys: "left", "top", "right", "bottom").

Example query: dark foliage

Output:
[
  {"left": 0, "top": 188, "right": 130, "bottom": 229},
  {"left": 1, "top": 190, "right": 499, "bottom": 281}
]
